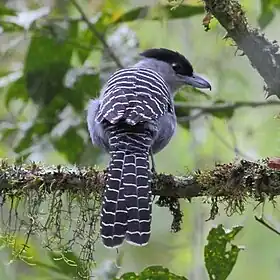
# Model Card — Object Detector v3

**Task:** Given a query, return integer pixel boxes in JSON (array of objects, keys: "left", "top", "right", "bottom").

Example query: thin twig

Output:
[
  {"left": 177, "top": 111, "right": 205, "bottom": 122},
  {"left": 176, "top": 100, "right": 280, "bottom": 123},
  {"left": 175, "top": 100, "right": 280, "bottom": 111},
  {"left": 255, "top": 216, "right": 280, "bottom": 236},
  {"left": 206, "top": 117, "right": 251, "bottom": 159},
  {"left": 227, "top": 121, "right": 240, "bottom": 159},
  {"left": 69, "top": 0, "right": 123, "bottom": 68}
]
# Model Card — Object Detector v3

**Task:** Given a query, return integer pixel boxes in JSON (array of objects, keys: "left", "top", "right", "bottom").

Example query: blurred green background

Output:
[{"left": 0, "top": 0, "right": 280, "bottom": 279}]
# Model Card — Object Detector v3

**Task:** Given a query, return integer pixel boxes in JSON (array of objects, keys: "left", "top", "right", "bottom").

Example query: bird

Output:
[{"left": 86, "top": 48, "right": 211, "bottom": 248}]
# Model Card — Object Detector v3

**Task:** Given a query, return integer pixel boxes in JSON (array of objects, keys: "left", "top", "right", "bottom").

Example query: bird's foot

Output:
[{"left": 150, "top": 151, "right": 157, "bottom": 175}]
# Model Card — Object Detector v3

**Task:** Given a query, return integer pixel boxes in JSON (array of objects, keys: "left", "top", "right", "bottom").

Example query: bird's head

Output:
[{"left": 136, "top": 48, "right": 211, "bottom": 93}]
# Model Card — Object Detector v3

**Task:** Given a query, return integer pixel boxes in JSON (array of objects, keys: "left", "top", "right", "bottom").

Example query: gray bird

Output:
[{"left": 87, "top": 48, "right": 211, "bottom": 248}]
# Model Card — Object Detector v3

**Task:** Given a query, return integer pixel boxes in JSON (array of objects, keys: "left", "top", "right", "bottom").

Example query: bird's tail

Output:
[{"left": 100, "top": 129, "right": 153, "bottom": 248}]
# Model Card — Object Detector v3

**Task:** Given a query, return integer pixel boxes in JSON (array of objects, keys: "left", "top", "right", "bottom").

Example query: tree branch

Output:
[
  {"left": 1, "top": 159, "right": 279, "bottom": 200},
  {"left": 0, "top": 159, "right": 279, "bottom": 265},
  {"left": 69, "top": 0, "right": 123, "bottom": 68},
  {"left": 203, "top": 0, "right": 280, "bottom": 98},
  {"left": 175, "top": 100, "right": 280, "bottom": 122},
  {"left": 175, "top": 100, "right": 280, "bottom": 111}
]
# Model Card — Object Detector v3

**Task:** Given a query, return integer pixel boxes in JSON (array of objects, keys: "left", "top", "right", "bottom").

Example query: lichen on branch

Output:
[
  {"left": 203, "top": 0, "right": 280, "bottom": 98},
  {"left": 0, "top": 158, "right": 279, "bottom": 269}
]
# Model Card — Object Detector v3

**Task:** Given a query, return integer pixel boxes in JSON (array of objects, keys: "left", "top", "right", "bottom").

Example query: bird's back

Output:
[{"left": 96, "top": 67, "right": 173, "bottom": 127}]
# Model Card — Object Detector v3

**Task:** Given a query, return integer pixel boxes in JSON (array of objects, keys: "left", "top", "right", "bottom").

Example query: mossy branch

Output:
[
  {"left": 0, "top": 159, "right": 279, "bottom": 269},
  {"left": 0, "top": 159, "right": 279, "bottom": 200},
  {"left": 203, "top": 0, "right": 280, "bottom": 98}
]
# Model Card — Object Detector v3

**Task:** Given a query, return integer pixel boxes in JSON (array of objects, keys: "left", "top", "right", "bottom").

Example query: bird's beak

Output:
[{"left": 183, "top": 73, "right": 211, "bottom": 90}]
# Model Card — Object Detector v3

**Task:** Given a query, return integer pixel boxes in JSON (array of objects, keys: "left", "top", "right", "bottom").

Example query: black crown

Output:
[{"left": 140, "top": 48, "right": 193, "bottom": 76}]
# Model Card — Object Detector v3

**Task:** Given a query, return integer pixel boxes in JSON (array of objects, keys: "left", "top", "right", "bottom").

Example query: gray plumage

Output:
[{"left": 87, "top": 48, "right": 211, "bottom": 248}]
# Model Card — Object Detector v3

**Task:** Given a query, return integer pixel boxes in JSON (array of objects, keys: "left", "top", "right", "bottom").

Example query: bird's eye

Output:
[{"left": 172, "top": 63, "right": 182, "bottom": 73}]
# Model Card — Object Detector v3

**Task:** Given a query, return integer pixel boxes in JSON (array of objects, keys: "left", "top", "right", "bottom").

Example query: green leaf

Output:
[
  {"left": 25, "top": 62, "right": 70, "bottom": 105},
  {"left": 1, "top": 127, "right": 18, "bottom": 141},
  {"left": 65, "top": 67, "right": 100, "bottom": 110},
  {"left": 5, "top": 76, "right": 29, "bottom": 106},
  {"left": 10, "top": 27, "right": 99, "bottom": 160},
  {"left": 14, "top": 120, "right": 54, "bottom": 154},
  {"left": 24, "top": 21, "right": 78, "bottom": 106},
  {"left": 13, "top": 21, "right": 95, "bottom": 161},
  {"left": 72, "top": 69, "right": 99, "bottom": 98},
  {"left": 0, "top": 69, "right": 13, "bottom": 78},
  {"left": 204, "top": 224, "right": 244, "bottom": 280},
  {"left": 258, "top": 0, "right": 280, "bottom": 28},
  {"left": 0, "top": 4, "right": 16, "bottom": 16},
  {"left": 211, "top": 100, "right": 234, "bottom": 119},
  {"left": 75, "top": 28, "right": 94, "bottom": 63},
  {"left": 75, "top": 16, "right": 106, "bottom": 63},
  {"left": 119, "top": 266, "right": 188, "bottom": 280},
  {"left": 159, "top": 4, "right": 205, "bottom": 20},
  {"left": 113, "top": 6, "right": 149, "bottom": 23},
  {"left": 258, "top": 1, "right": 274, "bottom": 29},
  {"left": 52, "top": 127, "right": 85, "bottom": 163},
  {"left": 0, "top": 20, "right": 24, "bottom": 32},
  {"left": 113, "top": 4, "right": 204, "bottom": 23}
]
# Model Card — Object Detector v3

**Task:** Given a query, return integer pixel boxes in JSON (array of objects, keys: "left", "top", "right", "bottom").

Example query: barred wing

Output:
[{"left": 96, "top": 68, "right": 172, "bottom": 125}]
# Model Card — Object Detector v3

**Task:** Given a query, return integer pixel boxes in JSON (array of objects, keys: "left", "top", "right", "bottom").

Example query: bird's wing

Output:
[{"left": 96, "top": 68, "right": 172, "bottom": 126}]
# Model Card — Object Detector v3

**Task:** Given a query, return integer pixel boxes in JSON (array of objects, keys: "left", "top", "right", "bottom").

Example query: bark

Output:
[{"left": 203, "top": 0, "right": 280, "bottom": 98}]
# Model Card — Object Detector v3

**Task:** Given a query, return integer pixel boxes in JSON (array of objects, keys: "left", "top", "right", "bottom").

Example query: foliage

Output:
[
  {"left": 0, "top": 0, "right": 261, "bottom": 164},
  {"left": 0, "top": 0, "right": 278, "bottom": 280},
  {"left": 258, "top": 0, "right": 280, "bottom": 28},
  {"left": 117, "top": 266, "right": 188, "bottom": 280},
  {"left": 0, "top": 224, "right": 242, "bottom": 279},
  {"left": 0, "top": 1, "right": 206, "bottom": 165},
  {"left": 204, "top": 225, "right": 243, "bottom": 280}
]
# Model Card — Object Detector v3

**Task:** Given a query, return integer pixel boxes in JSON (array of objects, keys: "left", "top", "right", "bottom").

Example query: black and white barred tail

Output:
[
  {"left": 96, "top": 67, "right": 172, "bottom": 247},
  {"left": 100, "top": 129, "right": 152, "bottom": 248}
]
